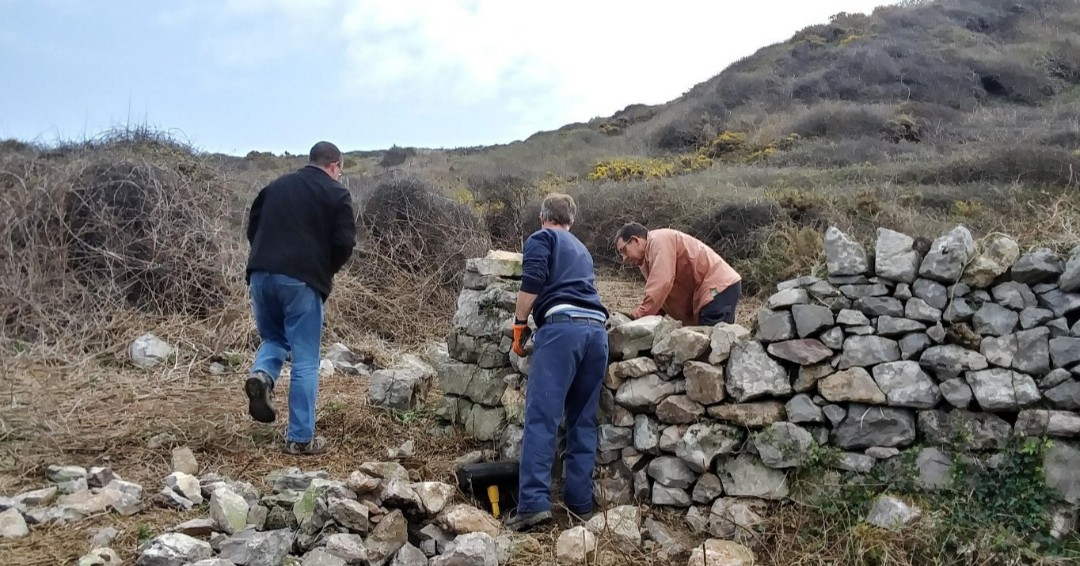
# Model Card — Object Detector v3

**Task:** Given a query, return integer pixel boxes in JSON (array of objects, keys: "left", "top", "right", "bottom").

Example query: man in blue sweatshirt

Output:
[{"left": 505, "top": 192, "right": 609, "bottom": 532}]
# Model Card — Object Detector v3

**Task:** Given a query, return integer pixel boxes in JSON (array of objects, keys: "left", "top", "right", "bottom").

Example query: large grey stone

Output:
[
  {"left": 709, "top": 323, "right": 752, "bottom": 364},
  {"left": 584, "top": 505, "right": 642, "bottom": 554},
  {"left": 766, "top": 288, "right": 810, "bottom": 310},
  {"left": 1038, "top": 289, "right": 1080, "bottom": 318},
  {"left": 683, "top": 362, "right": 725, "bottom": 405},
  {"left": 837, "top": 336, "right": 900, "bottom": 369},
  {"left": 1012, "top": 249, "right": 1064, "bottom": 284},
  {"left": 972, "top": 303, "right": 1019, "bottom": 337},
  {"left": 434, "top": 362, "right": 509, "bottom": 406},
  {"left": 918, "top": 410, "right": 1011, "bottom": 450},
  {"left": 964, "top": 234, "right": 1020, "bottom": 288},
  {"left": 943, "top": 298, "right": 976, "bottom": 323},
  {"left": 1014, "top": 328, "right": 1051, "bottom": 375},
  {"left": 920, "top": 345, "right": 988, "bottom": 377},
  {"left": 369, "top": 367, "right": 430, "bottom": 411},
  {"left": 854, "top": 297, "right": 904, "bottom": 317},
  {"left": 836, "top": 309, "right": 870, "bottom": 326},
  {"left": 656, "top": 396, "right": 704, "bottom": 425},
  {"left": 464, "top": 405, "right": 505, "bottom": 442},
  {"left": 217, "top": 529, "right": 296, "bottom": 566},
  {"left": 965, "top": 368, "right": 1040, "bottom": 411},
  {"left": 824, "top": 226, "right": 868, "bottom": 276},
  {"left": 1015, "top": 410, "right": 1080, "bottom": 437},
  {"left": 606, "top": 358, "right": 659, "bottom": 390},
  {"left": 366, "top": 510, "right": 410, "bottom": 565},
  {"left": 840, "top": 284, "right": 890, "bottom": 299},
  {"left": 865, "top": 495, "right": 921, "bottom": 531},
  {"left": 675, "top": 423, "right": 745, "bottom": 473},
  {"left": 687, "top": 539, "right": 755, "bottom": 566},
  {"left": 755, "top": 309, "right": 795, "bottom": 343},
  {"left": 706, "top": 499, "right": 767, "bottom": 543},
  {"left": 991, "top": 282, "right": 1037, "bottom": 310},
  {"left": 653, "top": 328, "right": 711, "bottom": 371},
  {"left": 899, "top": 333, "right": 932, "bottom": 361},
  {"left": 1045, "top": 380, "right": 1080, "bottom": 410},
  {"left": 980, "top": 334, "right": 1018, "bottom": 368},
  {"left": 1041, "top": 369, "right": 1073, "bottom": 390},
  {"left": 598, "top": 425, "right": 632, "bottom": 451},
  {"left": 707, "top": 402, "right": 786, "bottom": 428},
  {"left": 608, "top": 316, "right": 664, "bottom": 360},
  {"left": 794, "top": 363, "right": 833, "bottom": 392},
  {"left": 766, "top": 339, "right": 833, "bottom": 365},
  {"left": 919, "top": 226, "right": 975, "bottom": 283},
  {"left": 752, "top": 422, "right": 813, "bottom": 469},
  {"left": 875, "top": 228, "right": 920, "bottom": 283},
  {"left": 905, "top": 298, "right": 942, "bottom": 323},
  {"left": 820, "top": 327, "right": 845, "bottom": 350},
  {"left": 872, "top": 361, "right": 941, "bottom": 408},
  {"left": 819, "top": 368, "right": 887, "bottom": 404},
  {"left": 451, "top": 286, "right": 515, "bottom": 341},
  {"left": 555, "top": 526, "right": 597, "bottom": 563},
  {"left": 725, "top": 341, "right": 791, "bottom": 402},
  {"left": 633, "top": 415, "right": 661, "bottom": 454},
  {"left": 1020, "top": 307, "right": 1055, "bottom": 329},
  {"left": 877, "top": 316, "right": 926, "bottom": 337},
  {"left": 823, "top": 405, "right": 847, "bottom": 427},
  {"left": 615, "top": 374, "right": 677, "bottom": 411},
  {"left": 792, "top": 304, "right": 835, "bottom": 337},
  {"left": 913, "top": 279, "right": 949, "bottom": 310},
  {"left": 647, "top": 457, "right": 696, "bottom": 489},
  {"left": 939, "top": 378, "right": 973, "bottom": 408},
  {"left": 777, "top": 275, "right": 823, "bottom": 290},
  {"left": 209, "top": 487, "right": 249, "bottom": 535},
  {"left": 831, "top": 405, "right": 916, "bottom": 449},
  {"left": 135, "top": 533, "right": 213, "bottom": 566},
  {"left": 692, "top": 474, "right": 725, "bottom": 504},
  {"left": 1045, "top": 441, "right": 1080, "bottom": 504},
  {"left": 717, "top": 454, "right": 789, "bottom": 500},
  {"left": 785, "top": 394, "right": 824, "bottom": 424},
  {"left": 915, "top": 447, "right": 953, "bottom": 490},
  {"left": 0, "top": 508, "right": 28, "bottom": 539},
  {"left": 1050, "top": 337, "right": 1080, "bottom": 368},
  {"left": 1060, "top": 246, "right": 1080, "bottom": 292},
  {"left": 651, "top": 485, "right": 691, "bottom": 507}
]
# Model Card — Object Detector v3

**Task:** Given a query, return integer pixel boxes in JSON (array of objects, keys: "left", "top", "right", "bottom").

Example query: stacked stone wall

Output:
[{"left": 433, "top": 229, "right": 1080, "bottom": 521}]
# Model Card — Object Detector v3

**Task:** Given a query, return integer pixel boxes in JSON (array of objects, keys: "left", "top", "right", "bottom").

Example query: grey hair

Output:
[{"left": 540, "top": 193, "right": 576, "bottom": 226}]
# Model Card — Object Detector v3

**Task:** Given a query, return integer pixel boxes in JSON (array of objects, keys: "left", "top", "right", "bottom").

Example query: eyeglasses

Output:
[{"left": 616, "top": 238, "right": 631, "bottom": 257}]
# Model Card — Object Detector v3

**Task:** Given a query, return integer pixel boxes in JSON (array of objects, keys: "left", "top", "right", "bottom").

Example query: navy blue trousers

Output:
[{"left": 517, "top": 318, "right": 609, "bottom": 515}]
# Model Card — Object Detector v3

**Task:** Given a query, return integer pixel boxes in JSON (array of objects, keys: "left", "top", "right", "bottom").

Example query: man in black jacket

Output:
[{"left": 243, "top": 141, "right": 356, "bottom": 456}]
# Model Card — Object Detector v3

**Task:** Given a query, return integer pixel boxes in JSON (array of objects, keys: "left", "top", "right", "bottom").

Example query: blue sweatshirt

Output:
[{"left": 520, "top": 228, "right": 608, "bottom": 326}]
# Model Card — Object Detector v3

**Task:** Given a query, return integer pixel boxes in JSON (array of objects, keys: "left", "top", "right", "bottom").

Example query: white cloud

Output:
[
  {"left": 155, "top": 0, "right": 898, "bottom": 141},
  {"left": 333, "top": 0, "right": 899, "bottom": 121}
]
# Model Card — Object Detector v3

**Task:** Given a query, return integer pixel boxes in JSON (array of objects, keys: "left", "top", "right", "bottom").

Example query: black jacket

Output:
[{"left": 245, "top": 165, "right": 356, "bottom": 299}]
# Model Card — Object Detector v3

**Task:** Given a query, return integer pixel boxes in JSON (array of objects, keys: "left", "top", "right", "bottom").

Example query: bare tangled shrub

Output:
[
  {"left": 0, "top": 136, "right": 244, "bottom": 350},
  {"left": 332, "top": 175, "right": 489, "bottom": 342}
]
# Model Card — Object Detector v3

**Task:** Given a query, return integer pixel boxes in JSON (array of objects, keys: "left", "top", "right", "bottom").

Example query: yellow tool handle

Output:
[{"left": 487, "top": 485, "right": 500, "bottom": 518}]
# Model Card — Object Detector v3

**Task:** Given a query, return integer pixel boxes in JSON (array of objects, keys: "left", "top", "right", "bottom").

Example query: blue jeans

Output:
[
  {"left": 517, "top": 318, "right": 609, "bottom": 515},
  {"left": 249, "top": 272, "right": 324, "bottom": 443}
]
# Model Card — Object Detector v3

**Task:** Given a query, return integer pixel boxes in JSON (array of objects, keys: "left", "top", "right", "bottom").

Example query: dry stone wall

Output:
[{"left": 433, "top": 229, "right": 1080, "bottom": 518}]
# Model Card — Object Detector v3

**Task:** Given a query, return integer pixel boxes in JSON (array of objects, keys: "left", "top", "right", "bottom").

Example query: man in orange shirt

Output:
[{"left": 614, "top": 222, "right": 742, "bottom": 326}]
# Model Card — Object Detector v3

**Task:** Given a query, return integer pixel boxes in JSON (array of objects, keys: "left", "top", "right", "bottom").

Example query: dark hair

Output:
[
  {"left": 614, "top": 222, "right": 648, "bottom": 244},
  {"left": 309, "top": 141, "right": 342, "bottom": 167}
]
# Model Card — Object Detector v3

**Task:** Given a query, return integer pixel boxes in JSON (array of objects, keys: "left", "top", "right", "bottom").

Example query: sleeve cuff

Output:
[{"left": 520, "top": 279, "right": 543, "bottom": 294}]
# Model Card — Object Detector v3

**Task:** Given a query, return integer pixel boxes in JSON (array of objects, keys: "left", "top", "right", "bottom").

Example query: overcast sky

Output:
[{"left": 1, "top": 0, "right": 897, "bottom": 155}]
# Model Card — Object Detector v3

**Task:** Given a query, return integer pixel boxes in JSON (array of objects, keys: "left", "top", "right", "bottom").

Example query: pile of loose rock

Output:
[
  {"left": 435, "top": 225, "right": 1080, "bottom": 540},
  {"left": 2, "top": 447, "right": 759, "bottom": 565},
  {"left": 1, "top": 446, "right": 518, "bottom": 565}
]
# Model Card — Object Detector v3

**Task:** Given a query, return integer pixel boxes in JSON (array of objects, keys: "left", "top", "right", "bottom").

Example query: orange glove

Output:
[{"left": 512, "top": 320, "right": 532, "bottom": 357}]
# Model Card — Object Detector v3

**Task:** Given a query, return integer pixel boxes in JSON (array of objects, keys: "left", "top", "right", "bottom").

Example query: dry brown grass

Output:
[{"left": 0, "top": 349, "right": 486, "bottom": 564}]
